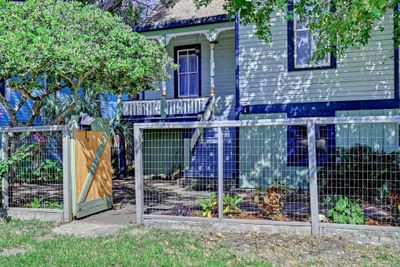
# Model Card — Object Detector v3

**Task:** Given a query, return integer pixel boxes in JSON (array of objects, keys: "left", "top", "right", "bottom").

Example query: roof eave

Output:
[{"left": 133, "top": 14, "right": 231, "bottom": 33}]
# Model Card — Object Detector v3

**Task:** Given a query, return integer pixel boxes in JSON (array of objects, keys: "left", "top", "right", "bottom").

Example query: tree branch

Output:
[{"left": 0, "top": 94, "right": 18, "bottom": 127}]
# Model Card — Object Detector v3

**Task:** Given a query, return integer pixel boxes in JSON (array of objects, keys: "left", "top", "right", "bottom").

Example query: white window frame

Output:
[{"left": 177, "top": 48, "right": 199, "bottom": 98}]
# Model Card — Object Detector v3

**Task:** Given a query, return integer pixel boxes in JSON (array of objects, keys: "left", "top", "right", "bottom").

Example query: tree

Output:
[
  {"left": 0, "top": 0, "right": 173, "bottom": 126},
  {"left": 194, "top": 0, "right": 399, "bottom": 61},
  {"left": 74, "top": 0, "right": 174, "bottom": 26}
]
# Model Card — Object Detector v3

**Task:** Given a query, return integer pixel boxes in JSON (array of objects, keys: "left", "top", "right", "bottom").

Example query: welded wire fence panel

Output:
[
  {"left": 5, "top": 130, "right": 64, "bottom": 209},
  {"left": 142, "top": 128, "right": 218, "bottom": 217},
  {"left": 223, "top": 126, "right": 310, "bottom": 222},
  {"left": 137, "top": 117, "right": 400, "bottom": 229},
  {"left": 317, "top": 122, "right": 400, "bottom": 227}
]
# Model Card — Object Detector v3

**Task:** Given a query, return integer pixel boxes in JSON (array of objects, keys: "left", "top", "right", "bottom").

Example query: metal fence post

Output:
[
  {"left": 62, "top": 127, "right": 72, "bottom": 222},
  {"left": 307, "top": 121, "right": 320, "bottom": 235},
  {"left": 1, "top": 132, "right": 8, "bottom": 209},
  {"left": 134, "top": 126, "right": 144, "bottom": 224},
  {"left": 217, "top": 127, "right": 224, "bottom": 220}
]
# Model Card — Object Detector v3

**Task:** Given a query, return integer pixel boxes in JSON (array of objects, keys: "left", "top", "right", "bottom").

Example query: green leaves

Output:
[
  {"left": 223, "top": 194, "right": 243, "bottom": 216},
  {"left": 195, "top": 0, "right": 397, "bottom": 62},
  {"left": 200, "top": 193, "right": 218, "bottom": 218},
  {"left": 0, "top": 0, "right": 173, "bottom": 125},
  {"left": 200, "top": 193, "right": 243, "bottom": 218},
  {"left": 0, "top": 143, "right": 37, "bottom": 179},
  {"left": 326, "top": 196, "right": 366, "bottom": 225}
]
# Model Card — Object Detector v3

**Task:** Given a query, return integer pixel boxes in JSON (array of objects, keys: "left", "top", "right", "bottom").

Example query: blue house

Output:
[
  {"left": 125, "top": 0, "right": 400, "bottom": 187},
  {"left": 2, "top": 0, "right": 398, "bottom": 187}
]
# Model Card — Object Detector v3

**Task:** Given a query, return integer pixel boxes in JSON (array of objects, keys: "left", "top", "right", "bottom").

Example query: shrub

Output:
[
  {"left": 326, "top": 196, "right": 366, "bottom": 225},
  {"left": 260, "top": 188, "right": 284, "bottom": 220},
  {"left": 318, "top": 145, "right": 400, "bottom": 202}
]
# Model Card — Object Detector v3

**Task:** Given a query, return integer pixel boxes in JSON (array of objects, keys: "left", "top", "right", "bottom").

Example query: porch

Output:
[
  {"left": 122, "top": 96, "right": 214, "bottom": 121},
  {"left": 124, "top": 19, "right": 236, "bottom": 121}
]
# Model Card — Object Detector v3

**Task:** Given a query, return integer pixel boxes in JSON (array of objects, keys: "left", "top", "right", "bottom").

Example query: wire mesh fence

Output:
[
  {"left": 142, "top": 128, "right": 218, "bottom": 217},
  {"left": 317, "top": 122, "right": 400, "bottom": 227},
  {"left": 1, "top": 127, "right": 65, "bottom": 210},
  {"left": 140, "top": 124, "right": 311, "bottom": 222},
  {"left": 136, "top": 116, "right": 400, "bottom": 230},
  {"left": 224, "top": 126, "right": 310, "bottom": 222}
]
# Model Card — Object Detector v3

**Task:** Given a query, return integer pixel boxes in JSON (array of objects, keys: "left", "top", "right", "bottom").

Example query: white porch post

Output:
[
  {"left": 159, "top": 35, "right": 170, "bottom": 119},
  {"left": 207, "top": 30, "right": 218, "bottom": 96}
]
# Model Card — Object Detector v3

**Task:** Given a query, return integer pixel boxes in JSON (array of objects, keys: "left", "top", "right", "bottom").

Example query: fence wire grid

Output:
[
  {"left": 136, "top": 117, "right": 400, "bottom": 228},
  {"left": 1, "top": 128, "right": 64, "bottom": 210}
]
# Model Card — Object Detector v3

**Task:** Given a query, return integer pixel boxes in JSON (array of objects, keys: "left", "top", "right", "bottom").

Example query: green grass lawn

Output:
[
  {"left": 0, "top": 219, "right": 399, "bottom": 267},
  {"left": 0, "top": 220, "right": 268, "bottom": 267}
]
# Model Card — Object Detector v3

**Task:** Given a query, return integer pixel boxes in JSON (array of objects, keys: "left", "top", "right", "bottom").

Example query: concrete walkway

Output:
[{"left": 53, "top": 204, "right": 136, "bottom": 237}]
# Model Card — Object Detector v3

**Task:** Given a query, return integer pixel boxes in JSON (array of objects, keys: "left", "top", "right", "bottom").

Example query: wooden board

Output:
[{"left": 75, "top": 130, "right": 112, "bottom": 218}]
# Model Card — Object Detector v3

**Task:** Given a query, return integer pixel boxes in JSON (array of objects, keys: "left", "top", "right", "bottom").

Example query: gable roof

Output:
[{"left": 135, "top": 0, "right": 229, "bottom": 32}]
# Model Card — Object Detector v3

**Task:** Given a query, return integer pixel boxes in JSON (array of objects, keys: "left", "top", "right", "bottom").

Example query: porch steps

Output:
[{"left": 184, "top": 128, "right": 237, "bottom": 179}]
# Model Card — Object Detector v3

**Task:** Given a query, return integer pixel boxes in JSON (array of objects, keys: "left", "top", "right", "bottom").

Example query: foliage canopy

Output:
[
  {"left": 195, "top": 0, "right": 399, "bottom": 61},
  {"left": 0, "top": 0, "right": 173, "bottom": 126}
]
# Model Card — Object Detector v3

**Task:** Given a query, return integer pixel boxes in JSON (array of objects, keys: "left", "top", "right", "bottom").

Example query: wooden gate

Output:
[{"left": 73, "top": 123, "right": 112, "bottom": 219}]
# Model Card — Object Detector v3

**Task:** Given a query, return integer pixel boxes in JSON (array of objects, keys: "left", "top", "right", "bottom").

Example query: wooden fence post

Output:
[
  {"left": 217, "top": 127, "right": 224, "bottom": 220},
  {"left": 62, "top": 127, "right": 72, "bottom": 222},
  {"left": 307, "top": 121, "right": 320, "bottom": 236},
  {"left": 134, "top": 126, "right": 144, "bottom": 224}
]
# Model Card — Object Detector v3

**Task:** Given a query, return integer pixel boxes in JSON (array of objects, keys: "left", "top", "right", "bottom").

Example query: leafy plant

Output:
[
  {"left": 223, "top": 194, "right": 243, "bottom": 217},
  {"left": 326, "top": 196, "right": 366, "bottom": 225},
  {"left": 28, "top": 198, "right": 63, "bottom": 209},
  {"left": 29, "top": 198, "right": 44, "bottom": 209},
  {"left": 318, "top": 145, "right": 400, "bottom": 202},
  {"left": 0, "top": 143, "right": 37, "bottom": 180},
  {"left": 199, "top": 193, "right": 243, "bottom": 218},
  {"left": 44, "top": 200, "right": 63, "bottom": 210},
  {"left": 271, "top": 180, "right": 293, "bottom": 199},
  {"left": 199, "top": 193, "right": 218, "bottom": 218},
  {"left": 390, "top": 193, "right": 400, "bottom": 225},
  {"left": 0, "top": 0, "right": 173, "bottom": 126},
  {"left": 171, "top": 204, "right": 192, "bottom": 217},
  {"left": 390, "top": 193, "right": 400, "bottom": 212},
  {"left": 33, "top": 160, "right": 63, "bottom": 181},
  {"left": 260, "top": 188, "right": 284, "bottom": 221}
]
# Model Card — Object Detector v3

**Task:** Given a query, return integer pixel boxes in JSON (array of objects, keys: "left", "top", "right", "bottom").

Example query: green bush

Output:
[
  {"left": 318, "top": 145, "right": 400, "bottom": 203},
  {"left": 326, "top": 196, "right": 366, "bottom": 225}
]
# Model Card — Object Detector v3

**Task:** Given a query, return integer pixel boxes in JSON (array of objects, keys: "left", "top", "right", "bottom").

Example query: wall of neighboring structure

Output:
[
  {"left": 238, "top": 12, "right": 396, "bottom": 106},
  {"left": 142, "top": 24, "right": 236, "bottom": 119}
]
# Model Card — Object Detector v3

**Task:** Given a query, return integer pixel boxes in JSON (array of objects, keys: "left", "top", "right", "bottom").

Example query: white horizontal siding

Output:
[{"left": 239, "top": 13, "right": 396, "bottom": 106}]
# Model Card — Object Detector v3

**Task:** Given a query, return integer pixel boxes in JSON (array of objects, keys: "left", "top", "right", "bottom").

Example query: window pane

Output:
[
  {"left": 179, "top": 74, "right": 189, "bottom": 96},
  {"left": 295, "top": 14, "right": 308, "bottom": 30},
  {"left": 189, "top": 73, "right": 198, "bottom": 96},
  {"left": 188, "top": 50, "right": 198, "bottom": 72},
  {"left": 296, "top": 30, "right": 311, "bottom": 65},
  {"left": 312, "top": 37, "right": 330, "bottom": 65},
  {"left": 179, "top": 51, "right": 188, "bottom": 73}
]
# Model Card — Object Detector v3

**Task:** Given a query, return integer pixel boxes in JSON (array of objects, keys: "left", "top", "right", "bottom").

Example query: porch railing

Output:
[{"left": 123, "top": 97, "right": 210, "bottom": 117}]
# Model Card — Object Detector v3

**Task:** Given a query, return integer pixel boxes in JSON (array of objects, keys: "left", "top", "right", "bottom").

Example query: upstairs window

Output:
[
  {"left": 174, "top": 44, "right": 201, "bottom": 98},
  {"left": 288, "top": 0, "right": 336, "bottom": 71}
]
